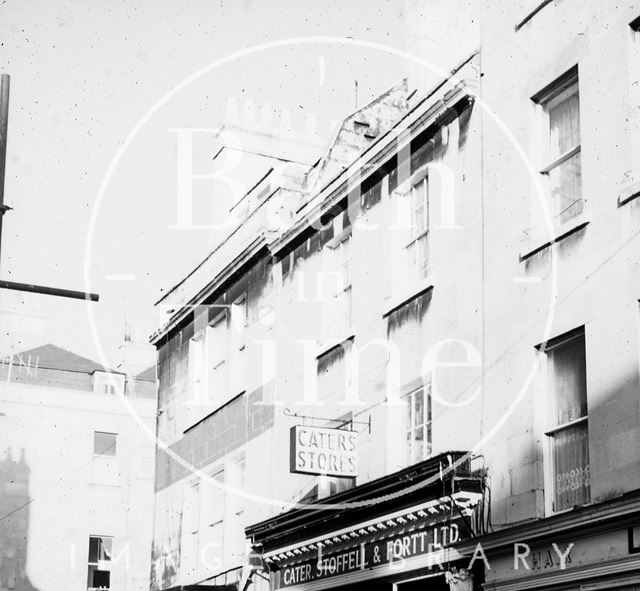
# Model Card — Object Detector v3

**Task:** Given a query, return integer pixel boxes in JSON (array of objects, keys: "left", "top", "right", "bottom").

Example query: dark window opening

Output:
[{"left": 93, "top": 432, "right": 117, "bottom": 457}]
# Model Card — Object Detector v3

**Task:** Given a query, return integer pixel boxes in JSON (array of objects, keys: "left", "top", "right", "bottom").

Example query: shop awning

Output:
[
  {"left": 245, "top": 451, "right": 485, "bottom": 590},
  {"left": 247, "top": 451, "right": 483, "bottom": 552},
  {"left": 167, "top": 565, "right": 243, "bottom": 591}
]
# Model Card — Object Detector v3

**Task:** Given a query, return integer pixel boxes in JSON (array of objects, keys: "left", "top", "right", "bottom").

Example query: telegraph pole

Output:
[
  {"left": 0, "top": 73, "right": 98, "bottom": 301},
  {"left": 0, "top": 74, "right": 11, "bottom": 260}
]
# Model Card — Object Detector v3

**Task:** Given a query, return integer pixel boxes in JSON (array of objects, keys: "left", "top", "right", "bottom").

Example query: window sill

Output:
[
  {"left": 316, "top": 330, "right": 355, "bottom": 358},
  {"left": 515, "top": 0, "right": 553, "bottom": 31},
  {"left": 326, "top": 227, "right": 352, "bottom": 249},
  {"left": 89, "top": 478, "right": 121, "bottom": 488},
  {"left": 383, "top": 278, "right": 434, "bottom": 318},
  {"left": 519, "top": 214, "right": 590, "bottom": 261},
  {"left": 545, "top": 502, "right": 593, "bottom": 518},
  {"left": 393, "top": 165, "right": 428, "bottom": 196},
  {"left": 544, "top": 414, "right": 588, "bottom": 436},
  {"left": 618, "top": 177, "right": 640, "bottom": 207}
]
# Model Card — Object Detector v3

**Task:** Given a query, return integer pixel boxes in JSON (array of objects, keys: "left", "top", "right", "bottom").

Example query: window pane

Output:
[
  {"left": 88, "top": 535, "right": 113, "bottom": 570},
  {"left": 342, "top": 286, "right": 352, "bottom": 329},
  {"left": 184, "top": 482, "right": 201, "bottom": 533},
  {"left": 549, "top": 87, "right": 580, "bottom": 156},
  {"left": 406, "top": 178, "right": 429, "bottom": 279},
  {"left": 552, "top": 422, "right": 590, "bottom": 511},
  {"left": 425, "top": 383, "right": 432, "bottom": 449},
  {"left": 406, "top": 236, "right": 429, "bottom": 280},
  {"left": 210, "top": 313, "right": 229, "bottom": 364},
  {"left": 414, "top": 428, "right": 424, "bottom": 465},
  {"left": 342, "top": 238, "right": 352, "bottom": 288},
  {"left": 99, "top": 537, "right": 112, "bottom": 562},
  {"left": 211, "top": 470, "right": 225, "bottom": 523},
  {"left": 414, "top": 391, "right": 424, "bottom": 427},
  {"left": 416, "top": 235, "right": 429, "bottom": 278},
  {"left": 93, "top": 432, "right": 117, "bottom": 456},
  {"left": 210, "top": 315, "right": 229, "bottom": 406},
  {"left": 549, "top": 151, "right": 582, "bottom": 223},
  {"left": 88, "top": 537, "right": 100, "bottom": 563},
  {"left": 88, "top": 567, "right": 111, "bottom": 590},
  {"left": 189, "top": 335, "right": 206, "bottom": 403},
  {"left": 406, "top": 426, "right": 414, "bottom": 462},
  {"left": 412, "top": 179, "right": 429, "bottom": 234},
  {"left": 232, "top": 298, "right": 247, "bottom": 332},
  {"left": 404, "top": 385, "right": 432, "bottom": 466},
  {"left": 332, "top": 476, "right": 355, "bottom": 494},
  {"left": 208, "top": 521, "right": 224, "bottom": 569},
  {"left": 407, "top": 241, "right": 416, "bottom": 269},
  {"left": 552, "top": 336, "right": 587, "bottom": 424}
]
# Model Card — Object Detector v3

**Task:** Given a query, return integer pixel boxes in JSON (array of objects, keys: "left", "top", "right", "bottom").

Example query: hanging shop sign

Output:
[
  {"left": 274, "top": 517, "right": 466, "bottom": 589},
  {"left": 289, "top": 425, "right": 358, "bottom": 478}
]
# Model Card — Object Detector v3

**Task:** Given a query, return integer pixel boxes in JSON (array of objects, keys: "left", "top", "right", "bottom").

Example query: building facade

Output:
[
  {"left": 0, "top": 344, "right": 157, "bottom": 591},
  {"left": 472, "top": 1, "right": 640, "bottom": 589},
  {"left": 149, "top": 1, "right": 640, "bottom": 590}
]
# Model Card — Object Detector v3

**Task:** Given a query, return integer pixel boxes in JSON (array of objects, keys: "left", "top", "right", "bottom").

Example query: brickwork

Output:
[{"left": 154, "top": 384, "right": 274, "bottom": 492}]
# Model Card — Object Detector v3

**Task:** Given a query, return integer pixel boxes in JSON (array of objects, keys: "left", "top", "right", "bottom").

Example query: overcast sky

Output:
[{"left": 0, "top": 0, "right": 475, "bottom": 366}]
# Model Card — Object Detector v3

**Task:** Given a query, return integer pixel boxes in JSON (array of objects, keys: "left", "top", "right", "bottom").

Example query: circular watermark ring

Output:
[{"left": 83, "top": 36, "right": 559, "bottom": 512}]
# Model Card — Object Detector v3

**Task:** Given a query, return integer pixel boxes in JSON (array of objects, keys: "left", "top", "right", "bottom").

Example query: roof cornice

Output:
[
  {"left": 149, "top": 61, "right": 478, "bottom": 345},
  {"left": 269, "top": 81, "right": 475, "bottom": 258},
  {"left": 150, "top": 233, "right": 267, "bottom": 344}
]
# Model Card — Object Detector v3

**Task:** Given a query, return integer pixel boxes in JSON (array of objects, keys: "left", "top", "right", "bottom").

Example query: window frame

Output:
[
  {"left": 205, "top": 467, "right": 225, "bottom": 528},
  {"left": 532, "top": 67, "right": 584, "bottom": 226},
  {"left": 209, "top": 310, "right": 230, "bottom": 409},
  {"left": 92, "top": 372, "right": 124, "bottom": 396},
  {"left": 404, "top": 176, "right": 430, "bottom": 282},
  {"left": 230, "top": 294, "right": 248, "bottom": 395},
  {"left": 332, "top": 232, "right": 353, "bottom": 326},
  {"left": 87, "top": 535, "right": 113, "bottom": 591},
  {"left": 180, "top": 478, "right": 202, "bottom": 580},
  {"left": 93, "top": 431, "right": 117, "bottom": 457},
  {"left": 188, "top": 330, "right": 208, "bottom": 406},
  {"left": 204, "top": 467, "right": 225, "bottom": 570},
  {"left": 540, "top": 328, "right": 591, "bottom": 514},
  {"left": 321, "top": 221, "right": 353, "bottom": 342},
  {"left": 619, "top": 17, "right": 640, "bottom": 206},
  {"left": 210, "top": 310, "right": 229, "bottom": 364},
  {"left": 225, "top": 454, "right": 248, "bottom": 563},
  {"left": 404, "top": 381, "right": 433, "bottom": 466},
  {"left": 231, "top": 294, "right": 248, "bottom": 342},
  {"left": 226, "top": 454, "right": 245, "bottom": 517}
]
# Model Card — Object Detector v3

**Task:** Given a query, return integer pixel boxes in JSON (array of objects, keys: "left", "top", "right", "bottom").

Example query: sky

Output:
[{"left": 0, "top": 0, "right": 477, "bottom": 367}]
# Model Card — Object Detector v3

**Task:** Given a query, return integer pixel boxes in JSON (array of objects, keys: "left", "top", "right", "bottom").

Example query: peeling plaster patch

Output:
[{"left": 386, "top": 290, "right": 431, "bottom": 335}]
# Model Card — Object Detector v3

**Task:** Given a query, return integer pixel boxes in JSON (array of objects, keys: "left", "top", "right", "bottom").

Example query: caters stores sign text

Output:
[{"left": 289, "top": 425, "right": 358, "bottom": 478}]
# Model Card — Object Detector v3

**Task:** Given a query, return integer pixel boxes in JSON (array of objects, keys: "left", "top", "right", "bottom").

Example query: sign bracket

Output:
[{"left": 283, "top": 408, "right": 371, "bottom": 434}]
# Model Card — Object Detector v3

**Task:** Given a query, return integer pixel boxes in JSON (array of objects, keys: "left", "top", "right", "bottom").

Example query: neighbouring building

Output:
[
  {"left": 470, "top": 1, "right": 640, "bottom": 590},
  {"left": 0, "top": 343, "right": 157, "bottom": 591},
  {"left": 149, "top": 1, "right": 640, "bottom": 590}
]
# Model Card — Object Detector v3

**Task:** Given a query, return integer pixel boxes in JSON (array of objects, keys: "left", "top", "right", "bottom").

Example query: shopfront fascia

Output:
[
  {"left": 478, "top": 490, "right": 640, "bottom": 591},
  {"left": 246, "top": 452, "right": 487, "bottom": 591}
]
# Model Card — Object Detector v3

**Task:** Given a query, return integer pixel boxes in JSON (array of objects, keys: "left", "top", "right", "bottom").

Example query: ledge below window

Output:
[
  {"left": 316, "top": 331, "right": 355, "bottom": 358},
  {"left": 515, "top": 0, "right": 553, "bottom": 30},
  {"left": 519, "top": 214, "right": 590, "bottom": 261},
  {"left": 382, "top": 278, "right": 434, "bottom": 318},
  {"left": 619, "top": 178, "right": 640, "bottom": 207}
]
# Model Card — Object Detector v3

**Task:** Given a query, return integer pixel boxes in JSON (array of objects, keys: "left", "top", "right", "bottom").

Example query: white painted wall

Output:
[{"left": 0, "top": 380, "right": 156, "bottom": 591}]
